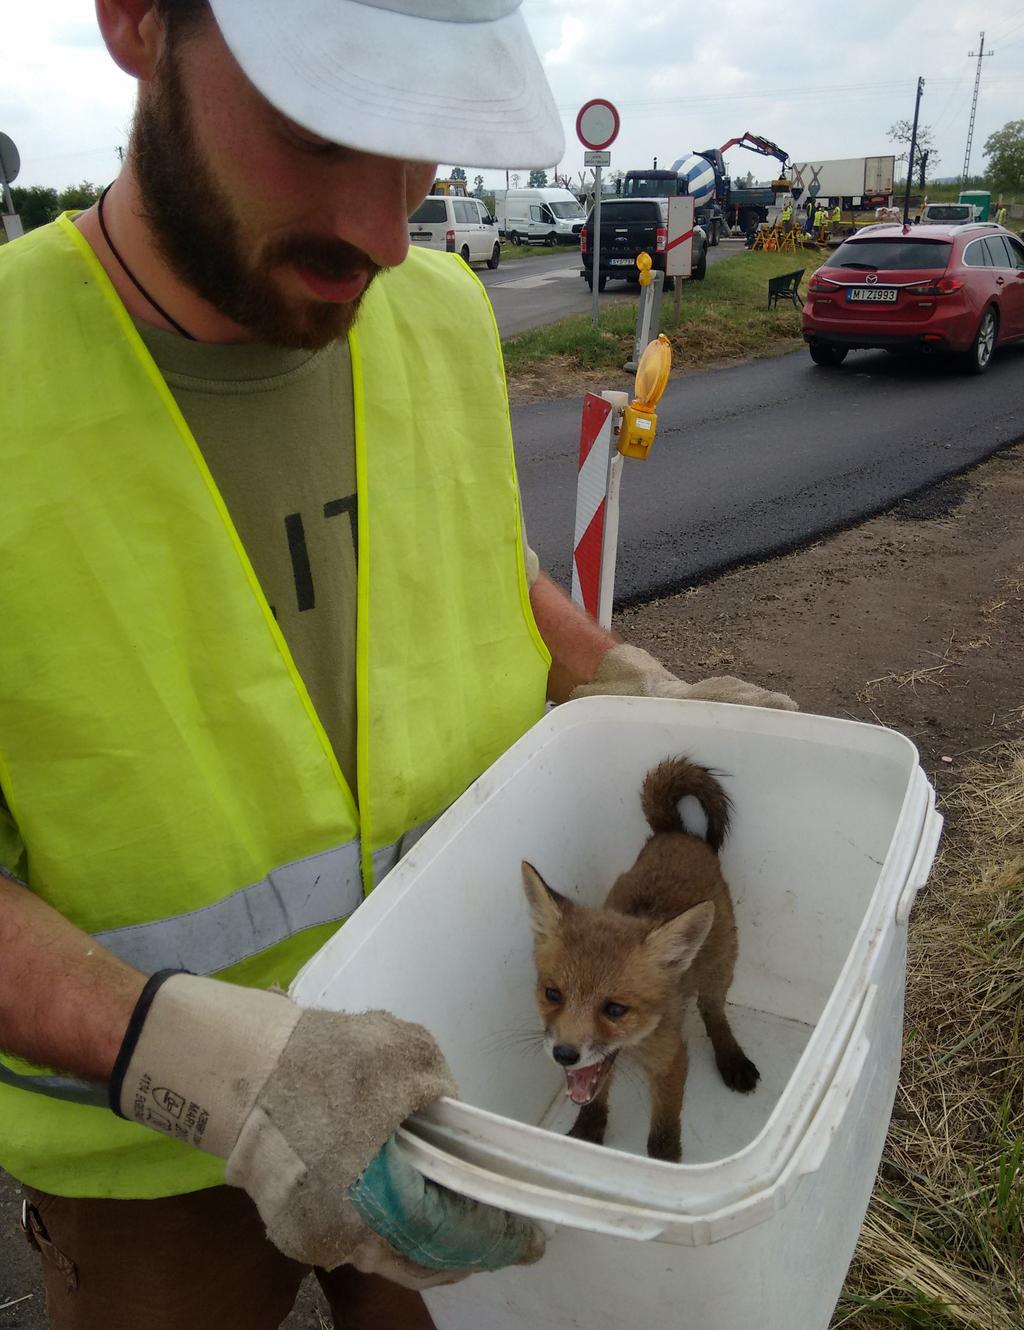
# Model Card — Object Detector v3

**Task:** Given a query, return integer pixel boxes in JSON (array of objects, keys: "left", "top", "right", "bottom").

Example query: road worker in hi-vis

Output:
[{"left": 0, "top": 3, "right": 798, "bottom": 1327}]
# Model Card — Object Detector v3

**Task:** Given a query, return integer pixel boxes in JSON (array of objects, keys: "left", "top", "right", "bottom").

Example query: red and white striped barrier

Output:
[{"left": 571, "top": 391, "right": 627, "bottom": 628}]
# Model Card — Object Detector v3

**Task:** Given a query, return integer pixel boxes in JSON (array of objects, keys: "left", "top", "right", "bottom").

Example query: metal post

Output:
[
  {"left": 596, "top": 391, "right": 628, "bottom": 629},
  {"left": 902, "top": 78, "right": 925, "bottom": 227},
  {"left": 591, "top": 164, "right": 603, "bottom": 329},
  {"left": 624, "top": 270, "right": 663, "bottom": 372}
]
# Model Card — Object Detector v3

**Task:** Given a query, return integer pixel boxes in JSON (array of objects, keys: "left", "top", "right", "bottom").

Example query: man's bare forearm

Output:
[
  {"left": 0, "top": 871, "right": 146, "bottom": 1083},
  {"left": 529, "top": 571, "right": 618, "bottom": 703}
]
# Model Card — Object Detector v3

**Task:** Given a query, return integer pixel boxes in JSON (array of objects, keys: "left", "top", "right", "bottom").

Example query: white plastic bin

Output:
[{"left": 291, "top": 698, "right": 942, "bottom": 1330}]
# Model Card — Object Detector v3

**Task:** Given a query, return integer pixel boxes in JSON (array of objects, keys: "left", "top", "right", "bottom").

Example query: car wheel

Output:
[
  {"left": 597, "top": 274, "right": 608, "bottom": 292},
  {"left": 509, "top": 231, "right": 521, "bottom": 248},
  {"left": 486, "top": 244, "right": 500, "bottom": 270},
  {"left": 693, "top": 246, "right": 708, "bottom": 280},
  {"left": 460, "top": 244, "right": 471, "bottom": 264},
  {"left": 960, "top": 307, "right": 998, "bottom": 375},
  {"left": 809, "top": 344, "right": 848, "bottom": 367},
  {"left": 546, "top": 232, "right": 558, "bottom": 247},
  {"left": 710, "top": 223, "right": 720, "bottom": 247}
]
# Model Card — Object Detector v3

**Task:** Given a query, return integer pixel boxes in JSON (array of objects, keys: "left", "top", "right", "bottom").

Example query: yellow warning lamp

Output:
[
  {"left": 636, "top": 250, "right": 654, "bottom": 288},
  {"left": 619, "top": 334, "right": 672, "bottom": 460}
]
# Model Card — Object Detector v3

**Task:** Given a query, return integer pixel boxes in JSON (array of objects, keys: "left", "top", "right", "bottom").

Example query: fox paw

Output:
[{"left": 718, "top": 1051, "right": 760, "bottom": 1093}]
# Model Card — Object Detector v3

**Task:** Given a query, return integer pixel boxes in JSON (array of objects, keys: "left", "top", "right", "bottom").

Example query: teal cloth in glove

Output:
[{"left": 350, "top": 1139, "right": 543, "bottom": 1274}]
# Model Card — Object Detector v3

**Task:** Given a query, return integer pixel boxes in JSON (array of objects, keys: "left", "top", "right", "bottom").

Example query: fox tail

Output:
[{"left": 641, "top": 756, "right": 731, "bottom": 852}]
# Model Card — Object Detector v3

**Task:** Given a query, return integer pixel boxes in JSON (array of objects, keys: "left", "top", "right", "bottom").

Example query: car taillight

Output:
[
  {"left": 808, "top": 273, "right": 833, "bottom": 293},
  {"left": 580, "top": 228, "right": 588, "bottom": 255},
  {"left": 912, "top": 277, "right": 964, "bottom": 296},
  {"left": 445, "top": 229, "right": 455, "bottom": 252},
  {"left": 656, "top": 226, "right": 667, "bottom": 253}
]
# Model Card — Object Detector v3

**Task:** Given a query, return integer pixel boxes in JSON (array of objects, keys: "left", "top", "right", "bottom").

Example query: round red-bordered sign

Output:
[{"left": 575, "top": 99, "right": 620, "bottom": 152}]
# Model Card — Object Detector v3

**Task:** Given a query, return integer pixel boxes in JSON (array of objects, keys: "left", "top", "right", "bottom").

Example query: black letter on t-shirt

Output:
[
  {"left": 285, "top": 512, "right": 315, "bottom": 612},
  {"left": 323, "top": 495, "right": 358, "bottom": 560}
]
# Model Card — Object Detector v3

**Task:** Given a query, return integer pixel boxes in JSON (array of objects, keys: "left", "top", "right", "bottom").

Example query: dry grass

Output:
[{"left": 833, "top": 744, "right": 1024, "bottom": 1328}]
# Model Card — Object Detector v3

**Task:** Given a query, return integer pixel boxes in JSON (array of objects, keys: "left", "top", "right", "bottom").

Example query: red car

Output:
[{"left": 802, "top": 222, "right": 1024, "bottom": 374}]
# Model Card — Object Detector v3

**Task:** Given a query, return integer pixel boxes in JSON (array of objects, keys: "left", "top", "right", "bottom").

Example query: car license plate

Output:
[
  {"left": 409, "top": 231, "right": 432, "bottom": 240},
  {"left": 609, "top": 258, "right": 635, "bottom": 266},
  {"left": 847, "top": 287, "right": 898, "bottom": 303}
]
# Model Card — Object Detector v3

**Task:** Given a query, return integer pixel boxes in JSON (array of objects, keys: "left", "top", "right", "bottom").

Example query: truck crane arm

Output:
[{"left": 718, "top": 133, "right": 789, "bottom": 168}]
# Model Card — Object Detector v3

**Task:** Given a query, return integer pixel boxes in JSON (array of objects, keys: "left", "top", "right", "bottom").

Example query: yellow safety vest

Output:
[{"left": 0, "top": 216, "right": 549, "bottom": 1197}]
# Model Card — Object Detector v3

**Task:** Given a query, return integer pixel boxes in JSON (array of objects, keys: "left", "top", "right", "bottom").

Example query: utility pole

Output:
[
  {"left": 918, "top": 149, "right": 929, "bottom": 190},
  {"left": 902, "top": 77, "right": 924, "bottom": 227},
  {"left": 961, "top": 32, "right": 994, "bottom": 185}
]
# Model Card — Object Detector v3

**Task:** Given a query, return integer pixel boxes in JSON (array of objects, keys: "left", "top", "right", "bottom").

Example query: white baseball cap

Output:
[{"left": 207, "top": 0, "right": 565, "bottom": 169}]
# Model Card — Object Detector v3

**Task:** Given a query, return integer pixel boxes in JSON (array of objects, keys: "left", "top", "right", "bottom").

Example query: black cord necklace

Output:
[{"left": 97, "top": 183, "right": 196, "bottom": 340}]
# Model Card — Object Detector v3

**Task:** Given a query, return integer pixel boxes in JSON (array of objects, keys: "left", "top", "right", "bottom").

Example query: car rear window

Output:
[
  {"left": 409, "top": 199, "right": 447, "bottom": 223},
  {"left": 592, "top": 202, "right": 661, "bottom": 224},
  {"left": 825, "top": 239, "right": 952, "bottom": 271},
  {"left": 924, "top": 205, "right": 971, "bottom": 221}
]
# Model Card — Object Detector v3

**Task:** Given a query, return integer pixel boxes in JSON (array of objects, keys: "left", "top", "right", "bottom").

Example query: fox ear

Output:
[
  {"left": 521, "top": 861, "right": 572, "bottom": 940},
  {"left": 645, "top": 901, "right": 715, "bottom": 975}
]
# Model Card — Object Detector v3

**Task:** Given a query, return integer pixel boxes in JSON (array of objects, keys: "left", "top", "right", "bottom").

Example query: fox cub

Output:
[{"left": 522, "top": 755, "right": 759, "bottom": 1163}]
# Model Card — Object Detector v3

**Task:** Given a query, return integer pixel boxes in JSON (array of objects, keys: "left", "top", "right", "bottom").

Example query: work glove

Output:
[
  {"left": 570, "top": 643, "right": 798, "bottom": 711},
  {"left": 112, "top": 973, "right": 543, "bottom": 1288}
]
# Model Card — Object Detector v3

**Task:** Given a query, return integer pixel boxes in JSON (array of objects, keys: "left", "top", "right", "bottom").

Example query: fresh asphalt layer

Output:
[
  {"left": 478, "top": 241, "right": 742, "bottom": 337},
  {"left": 514, "top": 342, "right": 1024, "bottom": 606}
]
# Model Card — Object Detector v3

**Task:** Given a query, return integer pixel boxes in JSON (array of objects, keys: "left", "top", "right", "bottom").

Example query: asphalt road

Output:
[
  {"left": 515, "top": 341, "right": 1024, "bottom": 605},
  {"left": 478, "top": 240, "right": 743, "bottom": 337}
]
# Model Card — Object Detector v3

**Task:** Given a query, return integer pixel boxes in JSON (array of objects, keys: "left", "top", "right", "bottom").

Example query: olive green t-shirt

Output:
[
  {"left": 136, "top": 324, "right": 538, "bottom": 802},
  {"left": 137, "top": 325, "right": 362, "bottom": 792}
]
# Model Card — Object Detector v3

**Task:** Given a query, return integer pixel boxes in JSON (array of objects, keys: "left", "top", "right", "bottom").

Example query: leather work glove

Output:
[
  {"left": 112, "top": 973, "right": 543, "bottom": 1288},
  {"left": 570, "top": 643, "right": 798, "bottom": 711}
]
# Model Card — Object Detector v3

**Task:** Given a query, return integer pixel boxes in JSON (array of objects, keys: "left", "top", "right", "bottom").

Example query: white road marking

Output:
[{"left": 489, "top": 267, "right": 580, "bottom": 290}]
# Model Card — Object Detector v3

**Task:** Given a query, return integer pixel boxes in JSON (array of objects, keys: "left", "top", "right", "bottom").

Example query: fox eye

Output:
[
  {"left": 603, "top": 1001, "right": 629, "bottom": 1019},
  {"left": 544, "top": 986, "right": 563, "bottom": 1004}
]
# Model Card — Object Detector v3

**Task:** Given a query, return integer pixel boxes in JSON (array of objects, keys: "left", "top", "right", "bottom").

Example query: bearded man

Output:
[{"left": 0, "top": 3, "right": 795, "bottom": 1327}]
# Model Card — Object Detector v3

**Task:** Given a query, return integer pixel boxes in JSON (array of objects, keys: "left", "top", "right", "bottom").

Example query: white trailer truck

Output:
[{"left": 787, "top": 156, "right": 895, "bottom": 208}]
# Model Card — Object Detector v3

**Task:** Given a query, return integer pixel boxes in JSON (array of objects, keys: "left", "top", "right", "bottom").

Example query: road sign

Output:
[
  {"left": 665, "top": 196, "right": 695, "bottom": 278},
  {"left": 584, "top": 150, "right": 611, "bottom": 167},
  {"left": 0, "top": 133, "right": 20, "bottom": 185},
  {"left": 575, "top": 100, "right": 620, "bottom": 151}
]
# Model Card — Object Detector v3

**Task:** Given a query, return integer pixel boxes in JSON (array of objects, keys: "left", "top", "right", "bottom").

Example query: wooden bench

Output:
[{"left": 767, "top": 269, "right": 804, "bottom": 310}]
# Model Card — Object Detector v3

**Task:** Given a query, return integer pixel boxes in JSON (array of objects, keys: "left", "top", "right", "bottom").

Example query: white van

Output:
[
  {"left": 495, "top": 188, "right": 586, "bottom": 246},
  {"left": 407, "top": 195, "right": 501, "bottom": 269}
]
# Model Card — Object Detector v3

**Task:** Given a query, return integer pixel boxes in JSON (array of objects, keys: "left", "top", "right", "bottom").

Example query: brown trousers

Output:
[{"left": 21, "top": 1184, "right": 436, "bottom": 1330}]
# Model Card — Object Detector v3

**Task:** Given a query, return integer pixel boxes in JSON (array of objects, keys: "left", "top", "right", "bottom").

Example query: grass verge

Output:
[
  {"left": 833, "top": 743, "right": 1024, "bottom": 1328},
  {"left": 500, "top": 242, "right": 575, "bottom": 262},
  {"left": 501, "top": 248, "right": 822, "bottom": 380}
]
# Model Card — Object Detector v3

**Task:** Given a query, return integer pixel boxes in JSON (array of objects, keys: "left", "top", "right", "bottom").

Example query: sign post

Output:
[
  {"left": 575, "top": 99, "right": 620, "bottom": 330},
  {"left": 666, "top": 195, "right": 695, "bottom": 324}
]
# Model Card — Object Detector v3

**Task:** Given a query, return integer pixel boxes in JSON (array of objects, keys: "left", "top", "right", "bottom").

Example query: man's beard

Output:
[{"left": 132, "top": 45, "right": 379, "bottom": 349}]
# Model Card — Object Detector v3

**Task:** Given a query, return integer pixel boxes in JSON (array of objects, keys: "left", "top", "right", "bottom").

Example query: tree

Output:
[
  {"left": 58, "top": 181, "right": 101, "bottom": 212},
  {"left": 983, "top": 120, "right": 1024, "bottom": 195},
  {"left": 887, "top": 120, "right": 937, "bottom": 181},
  {"left": 448, "top": 166, "right": 467, "bottom": 184},
  {"left": 511, "top": 173, "right": 521, "bottom": 189},
  {"left": 9, "top": 185, "right": 59, "bottom": 231},
  {"left": 472, "top": 174, "right": 484, "bottom": 198},
  {"left": 527, "top": 169, "right": 548, "bottom": 188}
]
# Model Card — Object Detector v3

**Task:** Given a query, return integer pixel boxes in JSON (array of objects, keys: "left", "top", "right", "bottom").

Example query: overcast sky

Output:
[{"left": 4, "top": 2, "right": 1024, "bottom": 196}]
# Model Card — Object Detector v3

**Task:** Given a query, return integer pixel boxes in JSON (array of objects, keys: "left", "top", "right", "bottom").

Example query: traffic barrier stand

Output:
[
  {"left": 570, "top": 336, "right": 673, "bottom": 628},
  {"left": 624, "top": 259, "right": 664, "bottom": 373}
]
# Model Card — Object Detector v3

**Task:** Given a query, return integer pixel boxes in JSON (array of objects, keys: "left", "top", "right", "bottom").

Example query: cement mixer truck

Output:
[{"left": 623, "top": 133, "right": 791, "bottom": 241}]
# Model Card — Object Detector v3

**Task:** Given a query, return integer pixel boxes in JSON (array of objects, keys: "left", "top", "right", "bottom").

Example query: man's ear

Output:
[
  {"left": 645, "top": 901, "right": 715, "bottom": 976},
  {"left": 95, "top": 1, "right": 167, "bottom": 81},
  {"left": 521, "top": 862, "right": 572, "bottom": 942}
]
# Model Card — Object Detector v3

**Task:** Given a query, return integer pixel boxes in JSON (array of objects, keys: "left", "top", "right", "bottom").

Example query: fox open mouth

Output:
[{"left": 564, "top": 1053, "right": 617, "bottom": 1106}]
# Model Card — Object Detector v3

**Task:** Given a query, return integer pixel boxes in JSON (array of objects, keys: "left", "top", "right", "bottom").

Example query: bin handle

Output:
[
  {"left": 895, "top": 796, "right": 943, "bottom": 927},
  {"left": 794, "top": 984, "right": 878, "bottom": 1179}
]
